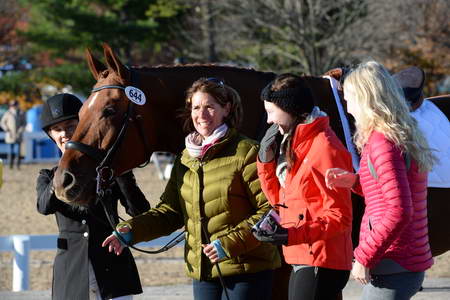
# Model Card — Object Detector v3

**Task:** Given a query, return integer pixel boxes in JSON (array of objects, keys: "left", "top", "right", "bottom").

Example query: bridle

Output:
[
  {"left": 66, "top": 80, "right": 151, "bottom": 197},
  {"left": 65, "top": 70, "right": 185, "bottom": 254}
]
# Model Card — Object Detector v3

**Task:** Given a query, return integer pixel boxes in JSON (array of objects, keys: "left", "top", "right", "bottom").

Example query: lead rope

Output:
[
  {"left": 200, "top": 220, "right": 230, "bottom": 300},
  {"left": 99, "top": 193, "right": 185, "bottom": 254},
  {"left": 96, "top": 168, "right": 185, "bottom": 255}
]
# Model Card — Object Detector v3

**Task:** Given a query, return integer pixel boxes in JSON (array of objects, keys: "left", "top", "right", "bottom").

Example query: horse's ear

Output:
[
  {"left": 86, "top": 48, "right": 106, "bottom": 80},
  {"left": 102, "top": 43, "right": 129, "bottom": 81}
]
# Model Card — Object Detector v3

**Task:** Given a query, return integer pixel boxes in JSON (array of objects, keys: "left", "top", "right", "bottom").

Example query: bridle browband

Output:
[{"left": 92, "top": 85, "right": 127, "bottom": 92}]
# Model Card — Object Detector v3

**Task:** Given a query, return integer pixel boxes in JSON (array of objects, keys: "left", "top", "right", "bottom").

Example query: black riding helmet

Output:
[{"left": 40, "top": 93, "right": 83, "bottom": 132}]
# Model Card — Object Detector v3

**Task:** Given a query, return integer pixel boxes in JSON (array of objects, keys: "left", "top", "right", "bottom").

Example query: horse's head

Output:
[{"left": 53, "top": 44, "right": 158, "bottom": 205}]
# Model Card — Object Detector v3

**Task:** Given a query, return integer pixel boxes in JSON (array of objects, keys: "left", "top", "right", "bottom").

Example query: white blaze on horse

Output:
[{"left": 53, "top": 44, "right": 450, "bottom": 257}]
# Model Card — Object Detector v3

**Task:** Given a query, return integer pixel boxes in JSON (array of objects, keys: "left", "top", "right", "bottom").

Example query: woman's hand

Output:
[
  {"left": 202, "top": 239, "right": 227, "bottom": 263},
  {"left": 351, "top": 260, "right": 371, "bottom": 285},
  {"left": 102, "top": 226, "right": 130, "bottom": 256},
  {"left": 259, "top": 124, "right": 280, "bottom": 163},
  {"left": 325, "top": 168, "right": 357, "bottom": 190},
  {"left": 202, "top": 243, "right": 219, "bottom": 263}
]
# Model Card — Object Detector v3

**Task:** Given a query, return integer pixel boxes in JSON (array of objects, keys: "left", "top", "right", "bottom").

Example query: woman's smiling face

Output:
[
  {"left": 190, "top": 91, "right": 230, "bottom": 138},
  {"left": 264, "top": 101, "right": 295, "bottom": 134},
  {"left": 48, "top": 118, "right": 79, "bottom": 153}
]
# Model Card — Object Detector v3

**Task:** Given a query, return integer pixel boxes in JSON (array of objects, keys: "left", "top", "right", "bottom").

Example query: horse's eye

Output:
[{"left": 103, "top": 107, "right": 116, "bottom": 117}]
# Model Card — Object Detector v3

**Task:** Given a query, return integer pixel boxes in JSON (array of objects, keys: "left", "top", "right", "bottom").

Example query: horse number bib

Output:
[{"left": 125, "top": 86, "right": 146, "bottom": 105}]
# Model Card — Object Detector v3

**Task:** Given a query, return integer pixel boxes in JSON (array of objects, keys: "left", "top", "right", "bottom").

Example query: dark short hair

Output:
[{"left": 181, "top": 78, "right": 243, "bottom": 133}]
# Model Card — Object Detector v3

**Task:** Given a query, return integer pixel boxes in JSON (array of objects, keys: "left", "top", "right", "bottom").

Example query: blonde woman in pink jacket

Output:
[{"left": 325, "top": 61, "right": 436, "bottom": 300}]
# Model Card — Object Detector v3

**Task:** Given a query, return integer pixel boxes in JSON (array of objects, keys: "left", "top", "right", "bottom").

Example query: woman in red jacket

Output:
[
  {"left": 326, "top": 61, "right": 436, "bottom": 300},
  {"left": 254, "top": 73, "right": 354, "bottom": 300}
]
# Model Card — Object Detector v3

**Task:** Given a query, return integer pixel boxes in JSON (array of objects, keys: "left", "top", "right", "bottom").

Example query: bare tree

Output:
[
  {"left": 219, "top": 0, "right": 368, "bottom": 75},
  {"left": 171, "top": 0, "right": 368, "bottom": 71},
  {"left": 164, "top": 0, "right": 450, "bottom": 91},
  {"left": 169, "top": 0, "right": 241, "bottom": 63},
  {"left": 351, "top": 0, "right": 450, "bottom": 93}
]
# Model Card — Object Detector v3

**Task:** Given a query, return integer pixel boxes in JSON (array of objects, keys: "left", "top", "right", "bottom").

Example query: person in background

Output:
[
  {"left": 102, "top": 77, "right": 281, "bottom": 300},
  {"left": 393, "top": 66, "right": 425, "bottom": 111},
  {"left": 36, "top": 93, "right": 150, "bottom": 300},
  {"left": 255, "top": 73, "right": 354, "bottom": 300},
  {"left": 325, "top": 61, "right": 435, "bottom": 300},
  {"left": 0, "top": 100, "right": 26, "bottom": 169}
]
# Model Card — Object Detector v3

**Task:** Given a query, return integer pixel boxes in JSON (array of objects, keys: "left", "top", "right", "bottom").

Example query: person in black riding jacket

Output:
[{"left": 36, "top": 93, "right": 150, "bottom": 300}]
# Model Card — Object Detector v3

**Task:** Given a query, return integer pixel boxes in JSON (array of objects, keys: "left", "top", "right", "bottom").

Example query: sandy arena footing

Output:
[{"left": 0, "top": 277, "right": 449, "bottom": 300}]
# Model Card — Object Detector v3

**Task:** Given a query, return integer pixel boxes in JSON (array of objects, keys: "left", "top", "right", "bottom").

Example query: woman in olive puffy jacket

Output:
[
  {"left": 326, "top": 61, "right": 436, "bottom": 300},
  {"left": 103, "top": 78, "right": 280, "bottom": 300}
]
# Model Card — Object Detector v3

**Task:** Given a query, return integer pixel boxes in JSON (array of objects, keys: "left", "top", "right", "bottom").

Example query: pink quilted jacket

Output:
[{"left": 353, "top": 131, "right": 433, "bottom": 272}]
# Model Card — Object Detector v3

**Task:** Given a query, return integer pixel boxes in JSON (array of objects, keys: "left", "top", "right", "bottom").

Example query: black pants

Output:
[{"left": 288, "top": 266, "right": 350, "bottom": 300}]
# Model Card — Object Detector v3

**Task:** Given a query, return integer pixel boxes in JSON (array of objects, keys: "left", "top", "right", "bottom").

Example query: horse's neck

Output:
[
  {"left": 137, "top": 71, "right": 186, "bottom": 154},
  {"left": 139, "top": 65, "right": 276, "bottom": 143}
]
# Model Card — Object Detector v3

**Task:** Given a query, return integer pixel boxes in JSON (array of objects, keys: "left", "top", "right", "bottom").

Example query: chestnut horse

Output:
[{"left": 53, "top": 44, "right": 450, "bottom": 258}]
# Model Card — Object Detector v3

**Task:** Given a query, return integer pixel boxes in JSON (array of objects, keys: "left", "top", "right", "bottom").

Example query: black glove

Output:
[
  {"left": 259, "top": 123, "right": 280, "bottom": 163},
  {"left": 252, "top": 209, "right": 288, "bottom": 245}
]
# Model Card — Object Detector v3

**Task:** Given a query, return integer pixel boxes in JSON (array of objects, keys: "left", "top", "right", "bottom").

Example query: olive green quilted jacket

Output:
[{"left": 119, "top": 129, "right": 280, "bottom": 280}]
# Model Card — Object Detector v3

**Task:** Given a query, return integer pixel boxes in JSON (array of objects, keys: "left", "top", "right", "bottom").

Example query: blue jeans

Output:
[
  {"left": 7, "top": 142, "right": 21, "bottom": 169},
  {"left": 362, "top": 272, "right": 425, "bottom": 300},
  {"left": 193, "top": 269, "right": 273, "bottom": 300}
]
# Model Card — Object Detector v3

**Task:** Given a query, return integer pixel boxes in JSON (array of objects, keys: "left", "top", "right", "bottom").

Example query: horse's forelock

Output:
[{"left": 99, "top": 69, "right": 109, "bottom": 79}]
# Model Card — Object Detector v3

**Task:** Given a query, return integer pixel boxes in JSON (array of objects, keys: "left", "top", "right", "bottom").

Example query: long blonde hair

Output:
[{"left": 344, "top": 61, "right": 436, "bottom": 172}]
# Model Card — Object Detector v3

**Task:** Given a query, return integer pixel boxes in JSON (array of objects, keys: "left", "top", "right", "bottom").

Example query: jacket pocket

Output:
[{"left": 280, "top": 200, "right": 308, "bottom": 228}]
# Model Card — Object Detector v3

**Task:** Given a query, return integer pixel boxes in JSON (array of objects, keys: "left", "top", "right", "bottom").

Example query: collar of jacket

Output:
[
  {"left": 291, "top": 116, "right": 329, "bottom": 149},
  {"left": 180, "top": 128, "right": 238, "bottom": 169}
]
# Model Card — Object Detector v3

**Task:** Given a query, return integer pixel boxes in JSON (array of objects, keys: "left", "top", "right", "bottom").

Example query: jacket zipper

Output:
[{"left": 197, "top": 160, "right": 208, "bottom": 280}]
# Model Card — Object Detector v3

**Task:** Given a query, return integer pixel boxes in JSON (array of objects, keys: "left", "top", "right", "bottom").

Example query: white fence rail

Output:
[
  {"left": 0, "top": 132, "right": 174, "bottom": 180},
  {"left": 0, "top": 132, "right": 60, "bottom": 163},
  {"left": 0, "top": 232, "right": 184, "bottom": 292}
]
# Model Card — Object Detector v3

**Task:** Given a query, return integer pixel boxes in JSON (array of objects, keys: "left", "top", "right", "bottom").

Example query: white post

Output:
[
  {"left": 12, "top": 235, "right": 30, "bottom": 291},
  {"left": 150, "top": 153, "right": 165, "bottom": 180},
  {"left": 23, "top": 133, "right": 33, "bottom": 164}
]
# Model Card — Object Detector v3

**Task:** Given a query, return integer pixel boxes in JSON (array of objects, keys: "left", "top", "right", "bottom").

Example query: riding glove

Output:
[{"left": 259, "top": 123, "right": 280, "bottom": 163}]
